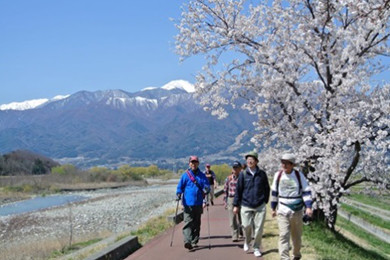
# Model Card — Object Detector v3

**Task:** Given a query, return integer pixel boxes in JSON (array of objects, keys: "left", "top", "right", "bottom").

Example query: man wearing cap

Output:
[
  {"left": 224, "top": 161, "right": 243, "bottom": 242},
  {"left": 205, "top": 163, "right": 217, "bottom": 205},
  {"left": 233, "top": 151, "right": 270, "bottom": 257},
  {"left": 176, "top": 156, "right": 210, "bottom": 250},
  {"left": 270, "top": 153, "right": 313, "bottom": 260}
]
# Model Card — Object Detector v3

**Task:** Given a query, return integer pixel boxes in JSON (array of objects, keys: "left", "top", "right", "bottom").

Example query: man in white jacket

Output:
[{"left": 270, "top": 153, "right": 313, "bottom": 260}]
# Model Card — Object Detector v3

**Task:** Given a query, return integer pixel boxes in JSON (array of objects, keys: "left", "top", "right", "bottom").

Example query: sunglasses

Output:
[{"left": 190, "top": 160, "right": 199, "bottom": 163}]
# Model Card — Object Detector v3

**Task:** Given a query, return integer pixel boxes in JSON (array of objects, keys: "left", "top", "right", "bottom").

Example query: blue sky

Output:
[
  {"left": 1, "top": 1, "right": 389, "bottom": 106},
  {"left": 0, "top": 0, "right": 202, "bottom": 105}
]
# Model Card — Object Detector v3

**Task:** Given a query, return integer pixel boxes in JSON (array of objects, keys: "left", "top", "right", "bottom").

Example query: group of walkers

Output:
[{"left": 175, "top": 151, "right": 313, "bottom": 259}]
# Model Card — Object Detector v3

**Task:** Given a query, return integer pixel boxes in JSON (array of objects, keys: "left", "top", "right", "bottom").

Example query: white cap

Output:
[{"left": 280, "top": 153, "right": 296, "bottom": 164}]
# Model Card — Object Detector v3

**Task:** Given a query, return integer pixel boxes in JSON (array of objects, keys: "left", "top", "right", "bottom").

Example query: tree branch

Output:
[
  {"left": 344, "top": 176, "right": 369, "bottom": 190},
  {"left": 342, "top": 141, "right": 361, "bottom": 187}
]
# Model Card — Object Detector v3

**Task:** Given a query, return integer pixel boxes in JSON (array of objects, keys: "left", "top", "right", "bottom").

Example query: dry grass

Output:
[{"left": 1, "top": 230, "right": 113, "bottom": 260}]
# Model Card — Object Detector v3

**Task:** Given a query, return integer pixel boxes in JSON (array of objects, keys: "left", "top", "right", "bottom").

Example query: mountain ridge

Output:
[{"left": 0, "top": 80, "right": 255, "bottom": 168}]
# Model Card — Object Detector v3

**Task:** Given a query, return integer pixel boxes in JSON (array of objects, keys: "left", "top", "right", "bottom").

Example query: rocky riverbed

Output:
[{"left": 0, "top": 183, "right": 177, "bottom": 260}]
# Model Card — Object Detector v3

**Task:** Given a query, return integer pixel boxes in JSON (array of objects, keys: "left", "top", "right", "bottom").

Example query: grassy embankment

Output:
[{"left": 336, "top": 191, "right": 390, "bottom": 259}]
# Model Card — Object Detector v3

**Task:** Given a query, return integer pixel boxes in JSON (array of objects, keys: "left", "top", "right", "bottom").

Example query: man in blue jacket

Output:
[
  {"left": 176, "top": 155, "right": 210, "bottom": 250},
  {"left": 233, "top": 151, "right": 270, "bottom": 257}
]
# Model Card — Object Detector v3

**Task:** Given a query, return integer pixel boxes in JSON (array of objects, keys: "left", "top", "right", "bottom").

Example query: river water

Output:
[{"left": 0, "top": 194, "right": 87, "bottom": 216}]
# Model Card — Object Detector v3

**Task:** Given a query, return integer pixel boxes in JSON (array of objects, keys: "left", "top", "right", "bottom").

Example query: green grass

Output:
[
  {"left": 347, "top": 193, "right": 390, "bottom": 212},
  {"left": 130, "top": 208, "right": 175, "bottom": 245},
  {"left": 337, "top": 216, "right": 390, "bottom": 258},
  {"left": 303, "top": 222, "right": 388, "bottom": 260},
  {"left": 50, "top": 238, "right": 102, "bottom": 258},
  {"left": 340, "top": 203, "right": 390, "bottom": 231}
]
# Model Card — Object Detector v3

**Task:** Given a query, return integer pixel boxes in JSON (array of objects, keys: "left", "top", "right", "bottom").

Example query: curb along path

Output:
[{"left": 125, "top": 195, "right": 275, "bottom": 260}]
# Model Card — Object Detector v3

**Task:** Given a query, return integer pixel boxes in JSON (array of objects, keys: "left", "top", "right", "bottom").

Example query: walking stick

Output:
[
  {"left": 170, "top": 198, "right": 180, "bottom": 247},
  {"left": 206, "top": 194, "right": 211, "bottom": 249}
]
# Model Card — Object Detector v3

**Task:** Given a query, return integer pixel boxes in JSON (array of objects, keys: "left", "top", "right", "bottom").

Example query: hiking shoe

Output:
[
  {"left": 184, "top": 242, "right": 193, "bottom": 250},
  {"left": 243, "top": 243, "right": 249, "bottom": 252},
  {"left": 254, "top": 249, "right": 262, "bottom": 257}
]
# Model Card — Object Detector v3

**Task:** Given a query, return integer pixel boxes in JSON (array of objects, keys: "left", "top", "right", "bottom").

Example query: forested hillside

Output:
[{"left": 0, "top": 150, "right": 59, "bottom": 176}]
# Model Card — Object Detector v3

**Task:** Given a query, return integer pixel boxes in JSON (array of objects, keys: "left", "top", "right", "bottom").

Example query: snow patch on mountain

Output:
[
  {"left": 161, "top": 80, "right": 195, "bottom": 93},
  {"left": 134, "top": 96, "right": 158, "bottom": 106},
  {"left": 0, "top": 95, "right": 70, "bottom": 111},
  {"left": 141, "top": 86, "right": 158, "bottom": 91},
  {"left": 0, "top": 79, "right": 193, "bottom": 111},
  {"left": 141, "top": 80, "right": 194, "bottom": 93}
]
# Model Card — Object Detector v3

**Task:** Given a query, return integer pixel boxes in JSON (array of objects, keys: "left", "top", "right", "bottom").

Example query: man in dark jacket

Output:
[
  {"left": 176, "top": 155, "right": 210, "bottom": 250},
  {"left": 233, "top": 151, "right": 270, "bottom": 257}
]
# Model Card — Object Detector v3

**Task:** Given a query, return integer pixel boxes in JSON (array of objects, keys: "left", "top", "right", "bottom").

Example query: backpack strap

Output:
[
  {"left": 294, "top": 170, "right": 302, "bottom": 194},
  {"left": 276, "top": 169, "right": 302, "bottom": 195},
  {"left": 186, "top": 170, "right": 205, "bottom": 197},
  {"left": 276, "top": 170, "right": 283, "bottom": 194}
]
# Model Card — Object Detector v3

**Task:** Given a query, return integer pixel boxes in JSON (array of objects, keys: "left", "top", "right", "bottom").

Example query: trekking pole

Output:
[
  {"left": 206, "top": 194, "right": 211, "bottom": 249},
  {"left": 170, "top": 198, "right": 180, "bottom": 247}
]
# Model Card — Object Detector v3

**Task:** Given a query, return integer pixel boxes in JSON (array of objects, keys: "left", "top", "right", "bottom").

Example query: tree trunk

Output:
[
  {"left": 326, "top": 206, "right": 338, "bottom": 231},
  {"left": 313, "top": 205, "right": 338, "bottom": 231}
]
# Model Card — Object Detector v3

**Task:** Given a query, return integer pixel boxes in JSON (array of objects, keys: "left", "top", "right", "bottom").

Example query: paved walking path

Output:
[{"left": 125, "top": 195, "right": 278, "bottom": 260}]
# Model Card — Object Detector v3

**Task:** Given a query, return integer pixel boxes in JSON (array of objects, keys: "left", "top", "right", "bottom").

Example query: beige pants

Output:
[
  {"left": 240, "top": 203, "right": 266, "bottom": 250},
  {"left": 277, "top": 210, "right": 303, "bottom": 260},
  {"left": 227, "top": 197, "right": 242, "bottom": 240},
  {"left": 208, "top": 185, "right": 215, "bottom": 202}
]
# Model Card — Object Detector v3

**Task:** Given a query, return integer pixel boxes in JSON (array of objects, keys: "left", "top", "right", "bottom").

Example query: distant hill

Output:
[
  {"left": 0, "top": 80, "right": 256, "bottom": 168},
  {"left": 0, "top": 150, "right": 60, "bottom": 176}
]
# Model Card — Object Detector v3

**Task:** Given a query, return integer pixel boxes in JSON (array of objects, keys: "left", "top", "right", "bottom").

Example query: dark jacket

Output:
[{"left": 233, "top": 166, "right": 270, "bottom": 208}]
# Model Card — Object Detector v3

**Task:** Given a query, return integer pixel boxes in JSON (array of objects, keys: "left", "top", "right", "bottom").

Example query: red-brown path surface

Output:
[{"left": 125, "top": 195, "right": 278, "bottom": 260}]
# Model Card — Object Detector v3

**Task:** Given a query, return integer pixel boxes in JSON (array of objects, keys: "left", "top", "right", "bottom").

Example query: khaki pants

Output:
[
  {"left": 227, "top": 197, "right": 242, "bottom": 240},
  {"left": 240, "top": 203, "right": 266, "bottom": 250},
  {"left": 277, "top": 210, "right": 303, "bottom": 260},
  {"left": 208, "top": 185, "right": 215, "bottom": 203}
]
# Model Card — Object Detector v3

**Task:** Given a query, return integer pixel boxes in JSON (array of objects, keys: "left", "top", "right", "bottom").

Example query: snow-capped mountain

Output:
[
  {"left": 0, "top": 80, "right": 254, "bottom": 168},
  {"left": 141, "top": 79, "right": 195, "bottom": 93},
  {"left": 0, "top": 80, "right": 194, "bottom": 111},
  {"left": 0, "top": 95, "right": 69, "bottom": 111}
]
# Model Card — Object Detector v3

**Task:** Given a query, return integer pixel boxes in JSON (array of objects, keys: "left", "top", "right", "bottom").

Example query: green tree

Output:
[{"left": 32, "top": 159, "right": 47, "bottom": 175}]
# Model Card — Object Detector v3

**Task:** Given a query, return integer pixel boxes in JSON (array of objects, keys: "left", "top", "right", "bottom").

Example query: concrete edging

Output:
[{"left": 84, "top": 235, "right": 141, "bottom": 260}]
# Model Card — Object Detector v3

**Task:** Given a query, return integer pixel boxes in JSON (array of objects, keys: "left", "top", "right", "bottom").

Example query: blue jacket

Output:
[
  {"left": 233, "top": 167, "right": 270, "bottom": 208},
  {"left": 176, "top": 168, "right": 210, "bottom": 206}
]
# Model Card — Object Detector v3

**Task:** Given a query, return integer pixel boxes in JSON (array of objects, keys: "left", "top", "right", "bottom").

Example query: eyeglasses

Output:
[{"left": 281, "top": 160, "right": 293, "bottom": 165}]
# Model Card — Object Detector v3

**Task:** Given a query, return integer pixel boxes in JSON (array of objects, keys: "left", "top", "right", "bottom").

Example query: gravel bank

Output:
[{"left": 0, "top": 183, "right": 177, "bottom": 260}]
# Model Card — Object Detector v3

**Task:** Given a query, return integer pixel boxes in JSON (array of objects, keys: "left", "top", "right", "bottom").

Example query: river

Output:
[{"left": 0, "top": 194, "right": 87, "bottom": 216}]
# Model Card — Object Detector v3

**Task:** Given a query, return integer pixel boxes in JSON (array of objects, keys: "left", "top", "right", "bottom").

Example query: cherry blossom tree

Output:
[{"left": 175, "top": 0, "right": 390, "bottom": 229}]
